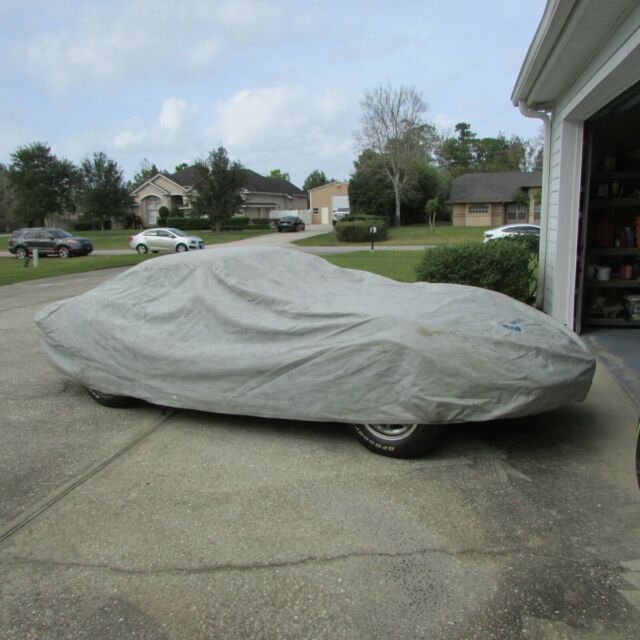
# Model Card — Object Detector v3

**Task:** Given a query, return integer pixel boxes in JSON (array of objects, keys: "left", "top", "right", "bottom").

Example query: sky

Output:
[{"left": 0, "top": 0, "right": 547, "bottom": 187}]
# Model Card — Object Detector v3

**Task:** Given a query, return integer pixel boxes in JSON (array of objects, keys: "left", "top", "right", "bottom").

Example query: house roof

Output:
[
  {"left": 168, "top": 166, "right": 306, "bottom": 196},
  {"left": 448, "top": 172, "right": 542, "bottom": 203},
  {"left": 511, "top": 0, "right": 638, "bottom": 109},
  {"left": 307, "top": 180, "right": 348, "bottom": 192}
]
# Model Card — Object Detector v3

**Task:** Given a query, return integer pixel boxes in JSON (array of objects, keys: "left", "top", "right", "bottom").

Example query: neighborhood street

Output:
[{"left": 1, "top": 257, "right": 640, "bottom": 639}]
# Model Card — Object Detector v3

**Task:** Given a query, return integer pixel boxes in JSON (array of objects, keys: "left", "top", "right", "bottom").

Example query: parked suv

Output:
[{"left": 8, "top": 228, "right": 93, "bottom": 259}]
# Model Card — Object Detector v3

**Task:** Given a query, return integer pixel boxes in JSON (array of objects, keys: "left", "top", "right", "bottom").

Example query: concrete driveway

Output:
[{"left": 1, "top": 269, "right": 640, "bottom": 639}]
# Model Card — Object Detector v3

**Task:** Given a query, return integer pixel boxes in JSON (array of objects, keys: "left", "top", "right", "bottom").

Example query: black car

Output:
[
  {"left": 8, "top": 228, "right": 93, "bottom": 259},
  {"left": 276, "top": 216, "right": 306, "bottom": 232}
]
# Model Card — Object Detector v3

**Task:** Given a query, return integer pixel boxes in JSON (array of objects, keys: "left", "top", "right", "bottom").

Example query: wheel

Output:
[
  {"left": 136, "top": 244, "right": 148, "bottom": 254},
  {"left": 349, "top": 423, "right": 442, "bottom": 458},
  {"left": 86, "top": 387, "right": 135, "bottom": 408},
  {"left": 15, "top": 247, "right": 29, "bottom": 260},
  {"left": 175, "top": 243, "right": 188, "bottom": 252},
  {"left": 58, "top": 246, "right": 71, "bottom": 258}
]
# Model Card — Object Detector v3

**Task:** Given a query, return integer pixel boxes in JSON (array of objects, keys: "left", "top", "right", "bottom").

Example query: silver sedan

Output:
[{"left": 128, "top": 228, "right": 205, "bottom": 254}]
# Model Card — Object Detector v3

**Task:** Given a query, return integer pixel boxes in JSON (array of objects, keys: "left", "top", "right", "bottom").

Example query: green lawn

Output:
[
  {"left": 79, "top": 228, "right": 274, "bottom": 250},
  {"left": 293, "top": 223, "right": 488, "bottom": 247},
  {"left": 0, "top": 254, "right": 152, "bottom": 286},
  {"left": 322, "top": 250, "right": 424, "bottom": 282}
]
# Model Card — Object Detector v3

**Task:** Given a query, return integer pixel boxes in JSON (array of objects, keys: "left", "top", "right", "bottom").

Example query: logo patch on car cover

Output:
[{"left": 502, "top": 319, "right": 525, "bottom": 332}]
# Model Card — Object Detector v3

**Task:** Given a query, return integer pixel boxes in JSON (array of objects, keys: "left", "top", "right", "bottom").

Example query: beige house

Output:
[
  {"left": 308, "top": 181, "right": 349, "bottom": 224},
  {"left": 131, "top": 167, "right": 307, "bottom": 226},
  {"left": 448, "top": 172, "right": 542, "bottom": 227}
]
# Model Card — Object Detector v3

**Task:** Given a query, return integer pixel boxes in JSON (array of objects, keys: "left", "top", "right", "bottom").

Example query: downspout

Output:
[{"left": 518, "top": 100, "right": 551, "bottom": 310}]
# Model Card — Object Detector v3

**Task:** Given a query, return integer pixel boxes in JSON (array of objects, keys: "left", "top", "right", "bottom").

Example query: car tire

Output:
[
  {"left": 15, "top": 246, "right": 29, "bottom": 260},
  {"left": 58, "top": 246, "right": 71, "bottom": 258},
  {"left": 136, "top": 244, "right": 148, "bottom": 254},
  {"left": 176, "top": 243, "right": 188, "bottom": 252},
  {"left": 86, "top": 387, "right": 135, "bottom": 408},
  {"left": 349, "top": 423, "right": 443, "bottom": 458}
]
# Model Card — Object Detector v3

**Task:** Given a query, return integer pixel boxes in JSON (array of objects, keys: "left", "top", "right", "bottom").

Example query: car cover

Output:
[{"left": 34, "top": 246, "right": 595, "bottom": 425}]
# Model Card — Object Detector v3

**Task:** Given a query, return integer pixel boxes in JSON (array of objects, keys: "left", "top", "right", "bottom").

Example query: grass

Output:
[
  {"left": 293, "top": 223, "right": 488, "bottom": 247},
  {"left": 322, "top": 250, "right": 424, "bottom": 283},
  {"left": 78, "top": 228, "right": 274, "bottom": 250},
  {"left": 0, "top": 254, "right": 152, "bottom": 286}
]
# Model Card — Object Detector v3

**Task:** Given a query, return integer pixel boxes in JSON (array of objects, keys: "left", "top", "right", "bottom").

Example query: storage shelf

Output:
[
  {"left": 586, "top": 279, "right": 640, "bottom": 288},
  {"left": 590, "top": 248, "right": 640, "bottom": 255},
  {"left": 584, "top": 317, "right": 640, "bottom": 327},
  {"left": 590, "top": 198, "right": 640, "bottom": 208}
]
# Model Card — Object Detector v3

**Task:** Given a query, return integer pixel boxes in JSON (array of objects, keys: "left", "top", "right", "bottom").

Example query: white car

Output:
[
  {"left": 332, "top": 208, "right": 351, "bottom": 224},
  {"left": 483, "top": 224, "right": 540, "bottom": 242},
  {"left": 128, "top": 228, "right": 205, "bottom": 254}
]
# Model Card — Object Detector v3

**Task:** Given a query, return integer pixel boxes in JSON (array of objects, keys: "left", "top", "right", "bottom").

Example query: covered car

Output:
[{"left": 34, "top": 247, "right": 595, "bottom": 458}]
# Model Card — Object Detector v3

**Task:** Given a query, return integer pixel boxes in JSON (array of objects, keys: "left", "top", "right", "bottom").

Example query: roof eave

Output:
[{"left": 511, "top": 0, "right": 576, "bottom": 107}]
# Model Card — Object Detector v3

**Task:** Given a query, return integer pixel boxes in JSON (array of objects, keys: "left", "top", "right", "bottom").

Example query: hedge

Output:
[
  {"left": 415, "top": 239, "right": 537, "bottom": 303},
  {"left": 335, "top": 217, "right": 389, "bottom": 242}
]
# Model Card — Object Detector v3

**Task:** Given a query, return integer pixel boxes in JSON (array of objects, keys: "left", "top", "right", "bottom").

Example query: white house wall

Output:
[{"left": 541, "top": 5, "right": 640, "bottom": 326}]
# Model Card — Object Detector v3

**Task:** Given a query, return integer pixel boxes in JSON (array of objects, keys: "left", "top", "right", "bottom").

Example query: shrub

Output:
[
  {"left": 230, "top": 215, "right": 250, "bottom": 225},
  {"left": 166, "top": 216, "right": 206, "bottom": 230},
  {"left": 157, "top": 206, "right": 170, "bottom": 225},
  {"left": 251, "top": 218, "right": 270, "bottom": 225},
  {"left": 415, "top": 240, "right": 537, "bottom": 303},
  {"left": 335, "top": 217, "right": 389, "bottom": 242}
]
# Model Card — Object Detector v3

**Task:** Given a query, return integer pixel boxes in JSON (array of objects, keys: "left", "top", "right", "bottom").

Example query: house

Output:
[
  {"left": 130, "top": 167, "right": 307, "bottom": 226},
  {"left": 448, "top": 172, "right": 542, "bottom": 227},
  {"left": 308, "top": 181, "right": 349, "bottom": 225},
  {"left": 512, "top": 0, "right": 640, "bottom": 333}
]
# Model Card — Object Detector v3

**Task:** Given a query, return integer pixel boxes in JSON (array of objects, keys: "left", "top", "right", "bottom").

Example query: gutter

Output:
[{"left": 518, "top": 101, "right": 552, "bottom": 310}]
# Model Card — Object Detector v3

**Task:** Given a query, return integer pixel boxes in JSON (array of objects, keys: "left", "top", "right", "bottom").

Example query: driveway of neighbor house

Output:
[{"left": 1, "top": 268, "right": 640, "bottom": 639}]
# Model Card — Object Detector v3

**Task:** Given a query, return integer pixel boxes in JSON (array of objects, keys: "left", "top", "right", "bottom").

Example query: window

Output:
[
  {"left": 506, "top": 203, "right": 528, "bottom": 222},
  {"left": 534, "top": 203, "right": 541, "bottom": 221},
  {"left": 468, "top": 204, "right": 489, "bottom": 214}
]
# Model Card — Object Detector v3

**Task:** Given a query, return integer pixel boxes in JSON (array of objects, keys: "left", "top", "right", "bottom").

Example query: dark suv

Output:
[{"left": 9, "top": 228, "right": 93, "bottom": 259}]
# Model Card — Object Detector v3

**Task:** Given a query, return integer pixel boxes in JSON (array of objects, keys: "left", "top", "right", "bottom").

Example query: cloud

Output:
[
  {"left": 14, "top": 0, "right": 286, "bottom": 94},
  {"left": 109, "top": 98, "right": 197, "bottom": 153},
  {"left": 206, "top": 85, "right": 359, "bottom": 182}
]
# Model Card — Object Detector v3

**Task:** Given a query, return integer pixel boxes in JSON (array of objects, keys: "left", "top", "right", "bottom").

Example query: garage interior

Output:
[{"left": 577, "top": 81, "right": 640, "bottom": 409}]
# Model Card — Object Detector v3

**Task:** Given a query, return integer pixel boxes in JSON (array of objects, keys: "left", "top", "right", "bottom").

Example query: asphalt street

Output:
[{"left": 1, "top": 250, "right": 640, "bottom": 639}]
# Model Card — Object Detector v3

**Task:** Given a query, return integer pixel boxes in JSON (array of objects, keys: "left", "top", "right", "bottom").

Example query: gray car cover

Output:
[{"left": 34, "top": 246, "right": 595, "bottom": 425}]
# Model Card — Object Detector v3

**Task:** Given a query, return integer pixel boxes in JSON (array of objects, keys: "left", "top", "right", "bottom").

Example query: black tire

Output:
[
  {"left": 58, "top": 246, "right": 71, "bottom": 258},
  {"left": 349, "top": 423, "right": 442, "bottom": 458},
  {"left": 136, "top": 244, "right": 148, "bottom": 254},
  {"left": 176, "top": 243, "right": 188, "bottom": 252},
  {"left": 15, "top": 246, "right": 29, "bottom": 260},
  {"left": 87, "top": 387, "right": 135, "bottom": 408}
]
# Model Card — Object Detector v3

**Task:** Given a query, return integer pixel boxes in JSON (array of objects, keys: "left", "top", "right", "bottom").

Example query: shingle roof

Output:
[
  {"left": 168, "top": 166, "right": 306, "bottom": 196},
  {"left": 448, "top": 171, "right": 542, "bottom": 203}
]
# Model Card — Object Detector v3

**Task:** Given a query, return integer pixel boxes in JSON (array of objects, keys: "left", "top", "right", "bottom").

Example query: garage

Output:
[
  {"left": 576, "top": 82, "right": 640, "bottom": 332},
  {"left": 512, "top": 0, "right": 640, "bottom": 406}
]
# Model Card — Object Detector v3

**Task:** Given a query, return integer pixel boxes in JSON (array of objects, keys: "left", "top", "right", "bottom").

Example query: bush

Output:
[
  {"left": 251, "top": 218, "right": 270, "bottom": 225},
  {"left": 335, "top": 217, "right": 389, "bottom": 242},
  {"left": 230, "top": 215, "right": 250, "bottom": 226},
  {"left": 166, "top": 216, "right": 206, "bottom": 230},
  {"left": 157, "top": 206, "right": 170, "bottom": 225},
  {"left": 415, "top": 240, "right": 537, "bottom": 303}
]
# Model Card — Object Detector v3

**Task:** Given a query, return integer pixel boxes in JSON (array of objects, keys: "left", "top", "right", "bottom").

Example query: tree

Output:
[
  {"left": 302, "top": 170, "right": 330, "bottom": 192},
  {"left": 425, "top": 198, "right": 439, "bottom": 230},
  {"left": 174, "top": 162, "right": 189, "bottom": 172},
  {"left": 355, "top": 84, "right": 433, "bottom": 226},
  {"left": 348, "top": 150, "right": 395, "bottom": 222},
  {"left": 9, "top": 142, "right": 77, "bottom": 226},
  {"left": 436, "top": 122, "right": 477, "bottom": 176},
  {"left": 0, "top": 163, "right": 15, "bottom": 232},
  {"left": 190, "top": 147, "right": 246, "bottom": 232},
  {"left": 268, "top": 168, "right": 290, "bottom": 181},
  {"left": 128, "top": 158, "right": 160, "bottom": 190},
  {"left": 78, "top": 152, "right": 132, "bottom": 231}
]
